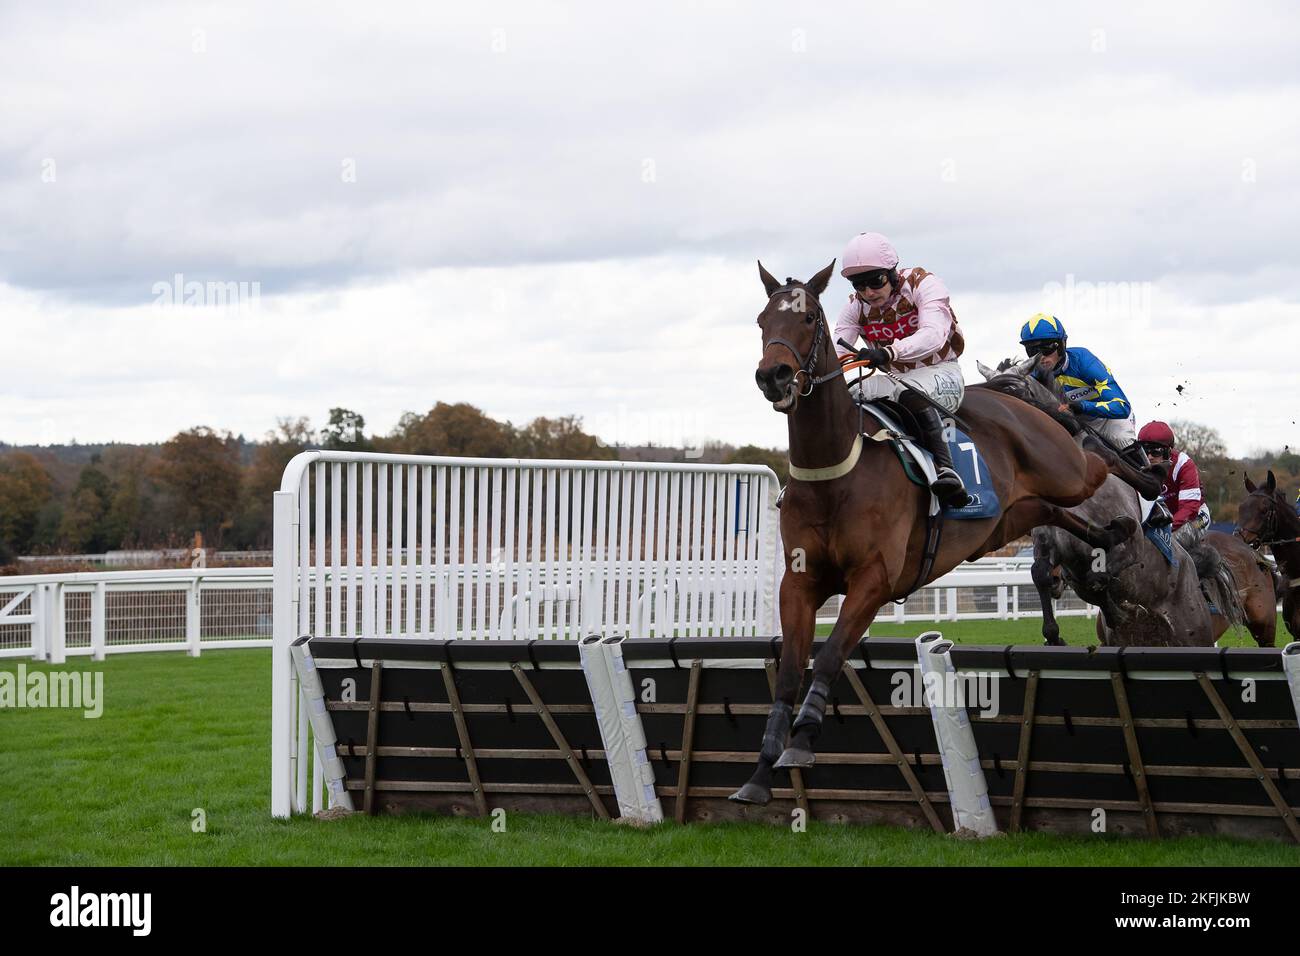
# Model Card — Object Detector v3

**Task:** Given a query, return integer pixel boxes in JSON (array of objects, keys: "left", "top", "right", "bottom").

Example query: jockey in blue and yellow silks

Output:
[{"left": 1019, "top": 313, "right": 1140, "bottom": 461}]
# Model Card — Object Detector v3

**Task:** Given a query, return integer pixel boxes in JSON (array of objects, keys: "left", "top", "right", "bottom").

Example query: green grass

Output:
[{"left": 2, "top": 638, "right": 1297, "bottom": 866}]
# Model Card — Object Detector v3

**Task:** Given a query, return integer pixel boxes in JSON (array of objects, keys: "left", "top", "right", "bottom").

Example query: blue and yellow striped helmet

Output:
[{"left": 1019, "top": 312, "right": 1067, "bottom": 345}]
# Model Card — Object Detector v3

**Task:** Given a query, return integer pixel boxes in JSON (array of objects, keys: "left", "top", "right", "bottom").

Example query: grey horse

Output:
[{"left": 978, "top": 356, "right": 1242, "bottom": 647}]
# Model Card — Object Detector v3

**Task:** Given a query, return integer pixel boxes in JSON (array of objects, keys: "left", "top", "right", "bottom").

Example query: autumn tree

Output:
[
  {"left": 514, "top": 416, "right": 614, "bottom": 460},
  {"left": 231, "top": 417, "right": 316, "bottom": 548},
  {"left": 56, "top": 461, "right": 113, "bottom": 552},
  {"left": 151, "top": 427, "right": 243, "bottom": 547},
  {"left": 0, "top": 452, "right": 54, "bottom": 563},
  {"left": 1170, "top": 420, "right": 1227, "bottom": 462},
  {"left": 321, "top": 408, "right": 370, "bottom": 450},
  {"left": 388, "top": 402, "right": 515, "bottom": 457}
]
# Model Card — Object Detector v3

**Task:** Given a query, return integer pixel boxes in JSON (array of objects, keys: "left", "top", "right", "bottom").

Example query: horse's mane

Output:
[
  {"left": 970, "top": 361, "right": 1068, "bottom": 424},
  {"left": 970, "top": 373, "right": 1033, "bottom": 400}
]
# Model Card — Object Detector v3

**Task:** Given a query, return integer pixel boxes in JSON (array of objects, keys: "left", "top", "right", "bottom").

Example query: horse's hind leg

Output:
[
  {"left": 1030, "top": 537, "right": 1063, "bottom": 646},
  {"left": 776, "top": 564, "right": 888, "bottom": 769},
  {"left": 729, "top": 580, "right": 818, "bottom": 805},
  {"left": 1081, "top": 435, "right": 1165, "bottom": 501},
  {"left": 999, "top": 498, "right": 1135, "bottom": 553}
]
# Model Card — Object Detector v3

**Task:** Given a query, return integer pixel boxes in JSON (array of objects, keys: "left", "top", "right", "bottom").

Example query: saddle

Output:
[{"left": 857, "top": 399, "right": 1001, "bottom": 521}]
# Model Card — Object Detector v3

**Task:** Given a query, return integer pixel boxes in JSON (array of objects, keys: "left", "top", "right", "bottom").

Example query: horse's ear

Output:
[
  {"left": 1015, "top": 354, "right": 1040, "bottom": 375},
  {"left": 805, "top": 259, "right": 836, "bottom": 297},
  {"left": 1267, "top": 470, "right": 1277, "bottom": 492},
  {"left": 1244, "top": 473, "right": 1257, "bottom": 493},
  {"left": 758, "top": 260, "right": 782, "bottom": 297}
]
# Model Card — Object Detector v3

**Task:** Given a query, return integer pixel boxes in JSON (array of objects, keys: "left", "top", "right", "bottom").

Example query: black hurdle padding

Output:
[{"left": 305, "top": 636, "right": 1300, "bottom": 841}]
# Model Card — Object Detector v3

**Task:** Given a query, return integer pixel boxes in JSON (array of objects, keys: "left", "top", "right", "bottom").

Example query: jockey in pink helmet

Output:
[{"left": 835, "top": 232, "right": 968, "bottom": 506}]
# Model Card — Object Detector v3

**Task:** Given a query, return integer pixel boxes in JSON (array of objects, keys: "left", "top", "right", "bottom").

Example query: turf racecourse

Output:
[{"left": 2, "top": 617, "right": 1296, "bottom": 867}]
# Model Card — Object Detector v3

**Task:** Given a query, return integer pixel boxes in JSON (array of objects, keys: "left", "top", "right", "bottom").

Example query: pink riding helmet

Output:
[{"left": 840, "top": 232, "right": 899, "bottom": 277}]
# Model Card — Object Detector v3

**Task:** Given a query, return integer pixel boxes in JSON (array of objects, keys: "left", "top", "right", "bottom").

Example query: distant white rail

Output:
[
  {"left": 0, "top": 567, "right": 273, "bottom": 661},
  {"left": 0, "top": 557, "right": 1102, "bottom": 663}
]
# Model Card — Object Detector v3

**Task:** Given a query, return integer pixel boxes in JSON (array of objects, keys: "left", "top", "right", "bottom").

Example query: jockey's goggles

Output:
[
  {"left": 849, "top": 269, "right": 892, "bottom": 291},
  {"left": 1023, "top": 340, "right": 1063, "bottom": 356},
  {"left": 1140, "top": 442, "right": 1172, "bottom": 459}
]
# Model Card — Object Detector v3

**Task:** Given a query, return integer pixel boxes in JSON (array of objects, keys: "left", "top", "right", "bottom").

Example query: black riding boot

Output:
[{"left": 912, "top": 405, "right": 970, "bottom": 508}]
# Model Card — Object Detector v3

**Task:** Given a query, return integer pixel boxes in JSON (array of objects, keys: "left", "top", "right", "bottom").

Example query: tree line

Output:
[
  {"left": 4, "top": 406, "right": 1283, "bottom": 567},
  {"left": 0, "top": 404, "right": 786, "bottom": 565}
]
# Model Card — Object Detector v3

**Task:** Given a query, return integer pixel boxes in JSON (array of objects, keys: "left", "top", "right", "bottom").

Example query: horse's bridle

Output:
[
  {"left": 1236, "top": 488, "right": 1293, "bottom": 549},
  {"left": 762, "top": 284, "right": 857, "bottom": 396}
]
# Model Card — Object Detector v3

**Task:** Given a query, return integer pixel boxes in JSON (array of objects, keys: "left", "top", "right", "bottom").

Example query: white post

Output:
[
  {"left": 915, "top": 631, "right": 998, "bottom": 836},
  {"left": 1283, "top": 643, "right": 1300, "bottom": 734},
  {"left": 187, "top": 577, "right": 202, "bottom": 658},
  {"left": 30, "top": 584, "right": 46, "bottom": 661},
  {"left": 49, "top": 584, "right": 67, "bottom": 665},
  {"left": 91, "top": 581, "right": 107, "bottom": 662},
  {"left": 272, "top": 490, "right": 298, "bottom": 818},
  {"left": 581, "top": 567, "right": 600, "bottom": 638},
  {"left": 763, "top": 474, "right": 783, "bottom": 636}
]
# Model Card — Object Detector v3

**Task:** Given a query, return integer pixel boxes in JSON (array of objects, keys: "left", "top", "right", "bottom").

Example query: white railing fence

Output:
[{"left": 0, "top": 567, "right": 273, "bottom": 661}]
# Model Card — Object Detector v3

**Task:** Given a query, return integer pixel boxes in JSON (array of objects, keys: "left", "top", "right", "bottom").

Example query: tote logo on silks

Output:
[{"left": 943, "top": 429, "right": 1000, "bottom": 520}]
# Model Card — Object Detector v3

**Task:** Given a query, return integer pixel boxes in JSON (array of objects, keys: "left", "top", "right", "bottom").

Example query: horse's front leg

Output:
[
  {"left": 776, "top": 564, "right": 888, "bottom": 769},
  {"left": 728, "top": 576, "right": 819, "bottom": 805}
]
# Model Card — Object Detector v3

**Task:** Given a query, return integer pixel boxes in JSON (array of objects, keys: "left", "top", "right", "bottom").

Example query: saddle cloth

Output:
[
  {"left": 862, "top": 402, "right": 1001, "bottom": 521},
  {"left": 1144, "top": 523, "right": 1178, "bottom": 568}
]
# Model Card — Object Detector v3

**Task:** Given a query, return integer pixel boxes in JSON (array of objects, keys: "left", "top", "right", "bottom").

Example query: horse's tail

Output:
[{"left": 1204, "top": 558, "right": 1248, "bottom": 631}]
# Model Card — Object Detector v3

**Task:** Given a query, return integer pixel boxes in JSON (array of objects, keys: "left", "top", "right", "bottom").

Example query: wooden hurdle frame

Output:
[{"left": 300, "top": 635, "right": 1300, "bottom": 843}]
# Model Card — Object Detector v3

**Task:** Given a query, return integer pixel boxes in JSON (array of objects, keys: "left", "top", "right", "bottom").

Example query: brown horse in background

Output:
[
  {"left": 733, "top": 261, "right": 1169, "bottom": 805},
  {"left": 1204, "top": 530, "right": 1277, "bottom": 647},
  {"left": 1237, "top": 471, "right": 1299, "bottom": 642}
]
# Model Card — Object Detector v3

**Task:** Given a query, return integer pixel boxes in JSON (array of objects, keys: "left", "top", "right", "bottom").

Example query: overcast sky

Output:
[{"left": 2, "top": 1, "right": 1298, "bottom": 457}]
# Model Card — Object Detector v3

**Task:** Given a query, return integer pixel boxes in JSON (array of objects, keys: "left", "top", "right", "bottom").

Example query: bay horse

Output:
[
  {"left": 1237, "top": 471, "right": 1299, "bottom": 641},
  {"left": 981, "top": 357, "right": 1238, "bottom": 647},
  {"left": 1204, "top": 530, "right": 1277, "bottom": 647},
  {"left": 733, "top": 261, "right": 1168, "bottom": 805}
]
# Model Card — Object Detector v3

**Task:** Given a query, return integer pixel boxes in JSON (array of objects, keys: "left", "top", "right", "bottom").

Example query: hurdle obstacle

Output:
[
  {"left": 272, "top": 452, "right": 785, "bottom": 818},
  {"left": 299, "top": 634, "right": 1300, "bottom": 843}
]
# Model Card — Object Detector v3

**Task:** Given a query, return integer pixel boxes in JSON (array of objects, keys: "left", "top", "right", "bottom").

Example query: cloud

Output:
[{"left": 1, "top": 2, "right": 1297, "bottom": 459}]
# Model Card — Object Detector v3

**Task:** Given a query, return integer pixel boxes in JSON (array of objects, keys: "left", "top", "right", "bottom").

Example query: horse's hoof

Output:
[
  {"left": 728, "top": 783, "right": 772, "bottom": 806},
  {"left": 1110, "top": 516, "right": 1138, "bottom": 537},
  {"left": 774, "top": 747, "right": 815, "bottom": 770}
]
